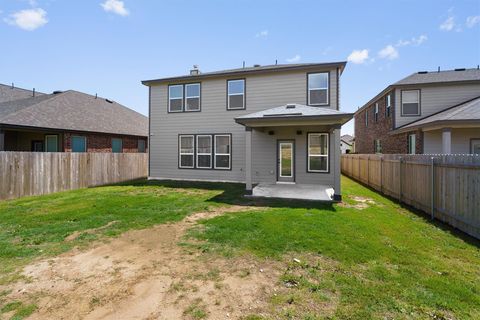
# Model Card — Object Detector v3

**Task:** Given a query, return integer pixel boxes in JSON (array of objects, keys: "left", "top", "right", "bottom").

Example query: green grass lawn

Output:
[
  {"left": 0, "top": 176, "right": 479, "bottom": 319},
  {"left": 191, "top": 177, "right": 480, "bottom": 319}
]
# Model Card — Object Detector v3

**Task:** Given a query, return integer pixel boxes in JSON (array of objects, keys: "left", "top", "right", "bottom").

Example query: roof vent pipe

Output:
[
  {"left": 33, "top": 88, "right": 35, "bottom": 97},
  {"left": 254, "top": 64, "right": 261, "bottom": 67},
  {"left": 11, "top": 83, "right": 14, "bottom": 89},
  {"left": 454, "top": 68, "right": 466, "bottom": 71},
  {"left": 190, "top": 65, "right": 200, "bottom": 75},
  {"left": 438, "top": 66, "right": 440, "bottom": 72}
]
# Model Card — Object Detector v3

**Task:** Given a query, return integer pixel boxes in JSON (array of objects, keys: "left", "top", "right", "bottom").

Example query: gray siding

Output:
[
  {"left": 394, "top": 83, "right": 480, "bottom": 128},
  {"left": 423, "top": 128, "right": 480, "bottom": 154},
  {"left": 149, "top": 68, "right": 339, "bottom": 185}
]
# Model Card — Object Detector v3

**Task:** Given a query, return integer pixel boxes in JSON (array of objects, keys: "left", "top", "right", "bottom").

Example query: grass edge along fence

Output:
[
  {"left": 341, "top": 154, "right": 480, "bottom": 239},
  {"left": 0, "top": 152, "right": 148, "bottom": 201}
]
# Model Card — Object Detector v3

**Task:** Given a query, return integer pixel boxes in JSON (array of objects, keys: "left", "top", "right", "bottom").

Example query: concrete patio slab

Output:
[{"left": 251, "top": 183, "right": 334, "bottom": 201}]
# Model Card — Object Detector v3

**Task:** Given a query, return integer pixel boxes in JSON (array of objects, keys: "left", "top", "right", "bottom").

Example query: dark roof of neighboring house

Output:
[
  {"left": 142, "top": 62, "right": 347, "bottom": 85},
  {"left": 393, "top": 96, "right": 480, "bottom": 133},
  {"left": 355, "top": 68, "right": 480, "bottom": 115},
  {"left": 394, "top": 68, "right": 480, "bottom": 85},
  {"left": 0, "top": 83, "right": 45, "bottom": 103},
  {"left": 341, "top": 134, "right": 354, "bottom": 144},
  {"left": 0, "top": 90, "right": 148, "bottom": 137}
]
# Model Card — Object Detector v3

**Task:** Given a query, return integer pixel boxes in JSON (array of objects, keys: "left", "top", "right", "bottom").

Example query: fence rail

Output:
[
  {"left": 0, "top": 152, "right": 148, "bottom": 201},
  {"left": 341, "top": 154, "right": 480, "bottom": 239}
]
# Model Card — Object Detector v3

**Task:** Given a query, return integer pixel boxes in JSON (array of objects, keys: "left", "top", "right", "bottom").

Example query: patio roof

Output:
[
  {"left": 392, "top": 96, "right": 480, "bottom": 134},
  {"left": 235, "top": 104, "right": 353, "bottom": 127}
]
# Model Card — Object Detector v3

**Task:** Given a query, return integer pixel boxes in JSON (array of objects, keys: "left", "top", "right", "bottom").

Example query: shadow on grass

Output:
[
  {"left": 344, "top": 176, "right": 480, "bottom": 248},
  {"left": 118, "top": 179, "right": 336, "bottom": 211}
]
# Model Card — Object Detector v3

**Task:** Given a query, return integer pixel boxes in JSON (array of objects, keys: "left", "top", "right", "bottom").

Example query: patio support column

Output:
[
  {"left": 0, "top": 129, "right": 4, "bottom": 151},
  {"left": 442, "top": 128, "right": 451, "bottom": 154},
  {"left": 332, "top": 126, "right": 342, "bottom": 201},
  {"left": 245, "top": 127, "right": 253, "bottom": 194}
]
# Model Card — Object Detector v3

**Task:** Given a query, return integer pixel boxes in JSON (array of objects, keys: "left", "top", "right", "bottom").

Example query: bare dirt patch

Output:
[
  {"left": 64, "top": 221, "right": 118, "bottom": 242},
  {"left": 1, "top": 205, "right": 288, "bottom": 320},
  {"left": 338, "top": 195, "right": 377, "bottom": 210}
]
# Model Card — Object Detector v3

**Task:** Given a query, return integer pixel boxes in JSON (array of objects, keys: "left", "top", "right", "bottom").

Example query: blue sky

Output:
[{"left": 1, "top": 0, "right": 479, "bottom": 135}]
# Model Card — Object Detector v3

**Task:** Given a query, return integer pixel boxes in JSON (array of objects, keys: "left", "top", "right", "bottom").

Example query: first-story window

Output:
[
  {"left": 308, "top": 133, "right": 329, "bottom": 172},
  {"left": 214, "top": 135, "right": 231, "bottom": 169},
  {"left": 45, "top": 135, "right": 58, "bottom": 152},
  {"left": 72, "top": 136, "right": 86, "bottom": 152},
  {"left": 196, "top": 135, "right": 212, "bottom": 168},
  {"left": 374, "top": 139, "right": 382, "bottom": 153},
  {"left": 138, "top": 139, "right": 146, "bottom": 153},
  {"left": 112, "top": 138, "right": 123, "bottom": 153},
  {"left": 179, "top": 135, "right": 194, "bottom": 168},
  {"left": 408, "top": 134, "right": 416, "bottom": 154}
]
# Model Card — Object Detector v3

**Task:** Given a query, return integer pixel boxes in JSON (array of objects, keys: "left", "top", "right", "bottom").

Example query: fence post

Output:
[
  {"left": 380, "top": 156, "right": 383, "bottom": 194},
  {"left": 367, "top": 156, "right": 370, "bottom": 186},
  {"left": 399, "top": 157, "right": 403, "bottom": 202},
  {"left": 430, "top": 157, "right": 435, "bottom": 220}
]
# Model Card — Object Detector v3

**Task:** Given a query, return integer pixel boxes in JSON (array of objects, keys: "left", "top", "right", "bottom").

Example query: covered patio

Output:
[{"left": 235, "top": 103, "right": 353, "bottom": 201}]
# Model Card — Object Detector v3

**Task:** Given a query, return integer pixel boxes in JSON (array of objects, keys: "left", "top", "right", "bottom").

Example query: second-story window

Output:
[
  {"left": 401, "top": 90, "right": 420, "bottom": 116},
  {"left": 365, "top": 110, "right": 368, "bottom": 127},
  {"left": 185, "top": 83, "right": 200, "bottom": 111},
  {"left": 227, "top": 79, "right": 245, "bottom": 110},
  {"left": 308, "top": 73, "right": 329, "bottom": 106},
  {"left": 374, "top": 103, "right": 379, "bottom": 122},
  {"left": 168, "top": 85, "right": 183, "bottom": 112},
  {"left": 169, "top": 83, "right": 201, "bottom": 112},
  {"left": 386, "top": 94, "right": 391, "bottom": 117}
]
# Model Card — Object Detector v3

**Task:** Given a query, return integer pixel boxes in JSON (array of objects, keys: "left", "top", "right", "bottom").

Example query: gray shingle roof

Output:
[
  {"left": 398, "top": 96, "right": 480, "bottom": 130},
  {"left": 235, "top": 103, "right": 353, "bottom": 122},
  {"left": 341, "top": 134, "right": 354, "bottom": 143},
  {"left": 0, "top": 83, "right": 45, "bottom": 103},
  {"left": 0, "top": 90, "right": 148, "bottom": 137},
  {"left": 142, "top": 62, "right": 347, "bottom": 85},
  {"left": 394, "top": 68, "right": 480, "bottom": 85}
]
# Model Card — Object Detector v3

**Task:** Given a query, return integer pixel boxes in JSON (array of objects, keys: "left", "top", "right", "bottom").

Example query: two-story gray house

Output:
[
  {"left": 142, "top": 62, "right": 353, "bottom": 201},
  {"left": 354, "top": 68, "right": 480, "bottom": 155}
]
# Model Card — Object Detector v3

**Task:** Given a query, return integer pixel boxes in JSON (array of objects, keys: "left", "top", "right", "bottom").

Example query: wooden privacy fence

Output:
[
  {"left": 0, "top": 152, "right": 148, "bottom": 201},
  {"left": 341, "top": 154, "right": 480, "bottom": 239}
]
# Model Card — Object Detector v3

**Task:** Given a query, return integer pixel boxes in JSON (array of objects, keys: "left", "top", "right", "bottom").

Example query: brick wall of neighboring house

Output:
[
  {"left": 63, "top": 132, "right": 148, "bottom": 153},
  {"left": 354, "top": 91, "right": 423, "bottom": 154}
]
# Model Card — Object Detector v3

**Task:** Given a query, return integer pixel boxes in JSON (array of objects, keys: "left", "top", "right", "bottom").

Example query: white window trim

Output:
[
  {"left": 72, "top": 136, "right": 87, "bottom": 153},
  {"left": 408, "top": 134, "right": 416, "bottom": 154},
  {"left": 179, "top": 135, "right": 194, "bottom": 168},
  {"left": 168, "top": 85, "right": 184, "bottom": 113},
  {"left": 227, "top": 79, "right": 245, "bottom": 110},
  {"left": 196, "top": 135, "right": 212, "bottom": 169},
  {"left": 279, "top": 142, "right": 294, "bottom": 178},
  {"left": 45, "top": 135, "right": 58, "bottom": 152},
  {"left": 375, "top": 103, "right": 379, "bottom": 122},
  {"left": 386, "top": 94, "right": 391, "bottom": 116},
  {"left": 214, "top": 134, "right": 231, "bottom": 170},
  {"left": 401, "top": 90, "right": 421, "bottom": 116},
  {"left": 185, "top": 83, "right": 201, "bottom": 111},
  {"left": 307, "top": 133, "right": 329, "bottom": 173},
  {"left": 308, "top": 73, "right": 329, "bottom": 106}
]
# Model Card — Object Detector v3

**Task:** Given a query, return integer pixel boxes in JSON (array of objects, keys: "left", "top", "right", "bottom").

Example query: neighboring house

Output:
[
  {"left": 0, "top": 85, "right": 148, "bottom": 153},
  {"left": 354, "top": 68, "right": 480, "bottom": 154},
  {"left": 340, "top": 134, "right": 354, "bottom": 153},
  {"left": 142, "top": 62, "right": 353, "bottom": 201}
]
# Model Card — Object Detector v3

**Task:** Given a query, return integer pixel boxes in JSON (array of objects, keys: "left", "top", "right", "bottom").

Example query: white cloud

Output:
[
  {"left": 286, "top": 54, "right": 301, "bottom": 63},
  {"left": 347, "top": 49, "right": 369, "bottom": 64},
  {"left": 101, "top": 0, "right": 129, "bottom": 16},
  {"left": 396, "top": 34, "right": 428, "bottom": 47},
  {"left": 255, "top": 30, "right": 268, "bottom": 38},
  {"left": 466, "top": 15, "right": 480, "bottom": 28},
  {"left": 378, "top": 45, "right": 399, "bottom": 60},
  {"left": 4, "top": 8, "right": 48, "bottom": 31},
  {"left": 440, "top": 16, "right": 455, "bottom": 31}
]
